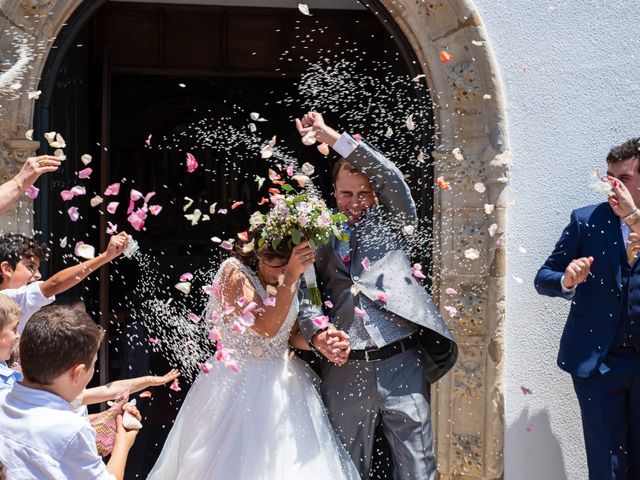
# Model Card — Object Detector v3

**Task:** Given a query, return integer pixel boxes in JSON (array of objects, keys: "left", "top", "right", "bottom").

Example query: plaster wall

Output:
[{"left": 472, "top": 1, "right": 640, "bottom": 478}]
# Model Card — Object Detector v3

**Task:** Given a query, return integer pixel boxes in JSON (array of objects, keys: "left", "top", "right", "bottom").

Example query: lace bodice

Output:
[{"left": 206, "top": 258, "right": 299, "bottom": 360}]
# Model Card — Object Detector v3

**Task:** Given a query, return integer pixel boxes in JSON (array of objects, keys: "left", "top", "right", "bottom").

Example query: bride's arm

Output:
[
  {"left": 288, "top": 324, "right": 311, "bottom": 350},
  {"left": 223, "top": 243, "right": 315, "bottom": 338}
]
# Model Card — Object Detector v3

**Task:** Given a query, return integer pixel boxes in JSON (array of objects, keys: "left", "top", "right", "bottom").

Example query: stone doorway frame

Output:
[{"left": 0, "top": 1, "right": 508, "bottom": 478}]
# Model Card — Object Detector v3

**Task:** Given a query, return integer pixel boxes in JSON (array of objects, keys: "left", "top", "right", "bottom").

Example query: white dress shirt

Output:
[
  {"left": 1, "top": 281, "right": 55, "bottom": 333},
  {"left": 0, "top": 382, "right": 114, "bottom": 480}
]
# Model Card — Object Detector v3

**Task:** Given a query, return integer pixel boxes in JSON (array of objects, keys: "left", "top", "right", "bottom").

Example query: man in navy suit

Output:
[{"left": 535, "top": 138, "right": 640, "bottom": 479}]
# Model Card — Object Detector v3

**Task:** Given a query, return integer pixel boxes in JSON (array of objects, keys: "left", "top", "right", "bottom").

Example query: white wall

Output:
[{"left": 472, "top": 1, "right": 640, "bottom": 478}]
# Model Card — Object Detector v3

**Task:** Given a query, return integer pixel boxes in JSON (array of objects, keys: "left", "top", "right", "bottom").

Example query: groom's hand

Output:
[
  {"left": 563, "top": 256, "right": 594, "bottom": 288},
  {"left": 312, "top": 328, "right": 351, "bottom": 366}
]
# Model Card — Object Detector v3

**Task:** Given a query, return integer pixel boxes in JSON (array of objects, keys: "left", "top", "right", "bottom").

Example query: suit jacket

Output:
[
  {"left": 298, "top": 140, "right": 458, "bottom": 383},
  {"left": 535, "top": 202, "right": 627, "bottom": 378}
]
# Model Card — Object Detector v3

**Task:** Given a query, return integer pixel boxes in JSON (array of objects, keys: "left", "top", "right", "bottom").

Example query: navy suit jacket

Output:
[{"left": 535, "top": 202, "right": 626, "bottom": 378}]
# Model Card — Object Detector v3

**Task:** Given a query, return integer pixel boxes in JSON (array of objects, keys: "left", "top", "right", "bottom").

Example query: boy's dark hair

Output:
[
  {"left": 606, "top": 138, "right": 640, "bottom": 166},
  {"left": 0, "top": 233, "right": 49, "bottom": 282},
  {"left": 19, "top": 305, "right": 103, "bottom": 385}
]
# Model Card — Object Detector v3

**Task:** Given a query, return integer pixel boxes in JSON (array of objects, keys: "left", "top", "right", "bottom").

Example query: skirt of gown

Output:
[{"left": 147, "top": 353, "right": 361, "bottom": 480}]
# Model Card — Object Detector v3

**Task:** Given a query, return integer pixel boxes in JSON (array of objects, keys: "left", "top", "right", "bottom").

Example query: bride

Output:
[{"left": 148, "top": 222, "right": 360, "bottom": 479}]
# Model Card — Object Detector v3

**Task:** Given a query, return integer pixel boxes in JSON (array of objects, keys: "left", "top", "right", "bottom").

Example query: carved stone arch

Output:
[{"left": 0, "top": 0, "right": 507, "bottom": 477}]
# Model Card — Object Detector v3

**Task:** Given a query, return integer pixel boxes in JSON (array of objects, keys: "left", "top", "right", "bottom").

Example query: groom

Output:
[{"left": 296, "top": 112, "right": 458, "bottom": 479}]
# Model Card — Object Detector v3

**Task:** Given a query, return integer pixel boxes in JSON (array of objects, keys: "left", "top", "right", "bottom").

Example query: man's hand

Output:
[
  {"left": 104, "top": 232, "right": 129, "bottom": 261},
  {"left": 563, "top": 256, "right": 594, "bottom": 289},
  {"left": 312, "top": 328, "right": 350, "bottom": 366},
  {"left": 608, "top": 176, "right": 637, "bottom": 218},
  {"left": 295, "top": 112, "right": 341, "bottom": 147}
]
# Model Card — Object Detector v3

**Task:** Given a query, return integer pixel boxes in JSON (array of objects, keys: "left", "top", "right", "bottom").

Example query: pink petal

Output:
[
  {"left": 106, "top": 202, "right": 119, "bottom": 214},
  {"left": 67, "top": 206, "right": 79, "bottom": 222},
  {"left": 230, "top": 320, "right": 246, "bottom": 334},
  {"left": 169, "top": 379, "right": 181, "bottom": 392},
  {"left": 240, "top": 312, "right": 255, "bottom": 327},
  {"left": 200, "top": 363, "right": 212, "bottom": 374},
  {"left": 106, "top": 221, "right": 117, "bottom": 235},
  {"left": 444, "top": 306, "right": 457, "bottom": 318},
  {"left": 324, "top": 300, "right": 334, "bottom": 309},
  {"left": 60, "top": 190, "right": 75, "bottom": 201},
  {"left": 139, "top": 391, "right": 152, "bottom": 398},
  {"left": 521, "top": 386, "right": 533, "bottom": 395},
  {"left": 218, "top": 209, "right": 228, "bottom": 215},
  {"left": 225, "top": 359, "right": 239, "bottom": 373},
  {"left": 354, "top": 307, "right": 366, "bottom": 318},
  {"left": 445, "top": 288, "right": 458, "bottom": 295},
  {"left": 361, "top": 257, "right": 371, "bottom": 272},
  {"left": 223, "top": 305, "right": 235, "bottom": 315},
  {"left": 127, "top": 213, "right": 145, "bottom": 231},
  {"left": 231, "top": 201, "right": 244, "bottom": 210},
  {"left": 147, "top": 337, "right": 160, "bottom": 344},
  {"left": 77, "top": 167, "right": 92, "bottom": 179},
  {"left": 202, "top": 284, "right": 214, "bottom": 295},
  {"left": 220, "top": 241, "right": 233, "bottom": 250},
  {"left": 286, "top": 164, "right": 294, "bottom": 177},
  {"left": 313, "top": 315, "right": 330, "bottom": 329},
  {"left": 242, "top": 302, "right": 258, "bottom": 315},
  {"left": 180, "top": 272, "right": 193, "bottom": 282},
  {"left": 186, "top": 152, "right": 198, "bottom": 173},
  {"left": 104, "top": 182, "right": 121, "bottom": 196},
  {"left": 144, "top": 191, "right": 156, "bottom": 203},
  {"left": 70, "top": 185, "right": 86, "bottom": 196},
  {"left": 145, "top": 134, "right": 152, "bottom": 146},
  {"left": 25, "top": 185, "right": 39, "bottom": 199},
  {"left": 237, "top": 296, "right": 247, "bottom": 307},
  {"left": 215, "top": 345, "right": 229, "bottom": 363},
  {"left": 412, "top": 265, "right": 426, "bottom": 280},
  {"left": 130, "top": 189, "right": 143, "bottom": 201},
  {"left": 188, "top": 312, "right": 200, "bottom": 324},
  {"left": 375, "top": 292, "right": 388, "bottom": 303},
  {"left": 263, "top": 296, "right": 276, "bottom": 307},
  {"left": 127, "top": 199, "right": 135, "bottom": 215},
  {"left": 526, "top": 424, "right": 534, "bottom": 432},
  {"left": 149, "top": 205, "right": 163, "bottom": 215},
  {"left": 210, "top": 311, "right": 221, "bottom": 325}
]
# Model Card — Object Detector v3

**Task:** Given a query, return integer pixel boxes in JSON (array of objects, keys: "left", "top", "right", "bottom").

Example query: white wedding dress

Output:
[{"left": 148, "top": 258, "right": 360, "bottom": 480}]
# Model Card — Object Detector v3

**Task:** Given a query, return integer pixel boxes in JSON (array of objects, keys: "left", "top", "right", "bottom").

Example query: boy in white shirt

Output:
[
  {"left": 0, "top": 295, "right": 21, "bottom": 390},
  {"left": 0, "top": 232, "right": 129, "bottom": 332},
  {"left": 0, "top": 305, "right": 140, "bottom": 480}
]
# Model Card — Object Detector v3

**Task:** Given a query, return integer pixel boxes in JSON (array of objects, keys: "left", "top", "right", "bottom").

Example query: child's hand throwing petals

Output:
[
  {"left": 104, "top": 232, "right": 129, "bottom": 261},
  {"left": 148, "top": 369, "right": 180, "bottom": 387}
]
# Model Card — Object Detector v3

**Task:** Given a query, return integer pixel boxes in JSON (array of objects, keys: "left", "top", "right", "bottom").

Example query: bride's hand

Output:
[{"left": 284, "top": 241, "right": 315, "bottom": 280}]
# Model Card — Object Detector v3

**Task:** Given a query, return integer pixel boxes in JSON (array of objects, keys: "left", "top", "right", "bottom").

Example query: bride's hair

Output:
[{"left": 233, "top": 225, "right": 293, "bottom": 270}]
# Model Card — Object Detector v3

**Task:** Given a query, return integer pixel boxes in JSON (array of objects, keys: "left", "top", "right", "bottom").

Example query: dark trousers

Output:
[{"left": 573, "top": 348, "right": 640, "bottom": 479}]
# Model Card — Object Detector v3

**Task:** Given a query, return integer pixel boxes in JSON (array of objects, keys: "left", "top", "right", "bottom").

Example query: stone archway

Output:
[{"left": 0, "top": 1, "right": 508, "bottom": 478}]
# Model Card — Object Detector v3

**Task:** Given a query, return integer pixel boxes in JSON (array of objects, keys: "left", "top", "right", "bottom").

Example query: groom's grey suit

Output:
[{"left": 299, "top": 140, "right": 458, "bottom": 479}]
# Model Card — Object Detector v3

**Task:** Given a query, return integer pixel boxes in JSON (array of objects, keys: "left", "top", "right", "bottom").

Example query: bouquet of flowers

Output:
[{"left": 250, "top": 185, "right": 347, "bottom": 306}]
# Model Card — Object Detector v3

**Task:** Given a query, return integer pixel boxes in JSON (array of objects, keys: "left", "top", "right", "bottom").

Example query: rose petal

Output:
[
  {"left": 70, "top": 186, "right": 86, "bottom": 196},
  {"left": 149, "top": 205, "right": 162, "bottom": 215},
  {"left": 375, "top": 292, "right": 388, "bottom": 303},
  {"left": 180, "top": 272, "right": 193, "bottom": 282},
  {"left": 354, "top": 307, "right": 366, "bottom": 318},
  {"left": 60, "top": 190, "right": 75, "bottom": 201},
  {"left": 130, "top": 189, "right": 143, "bottom": 201},
  {"left": 298, "top": 3, "right": 311, "bottom": 15},
  {"left": 313, "top": 315, "right": 330, "bottom": 329},
  {"left": 445, "top": 288, "right": 458, "bottom": 295},
  {"left": 188, "top": 312, "right": 201, "bottom": 324},
  {"left": 440, "top": 51, "right": 453, "bottom": 63},
  {"left": 186, "top": 153, "right": 198, "bottom": 173},
  {"left": 139, "top": 391, "right": 152, "bottom": 398},
  {"left": 361, "top": 257, "right": 370, "bottom": 272},
  {"left": 317, "top": 143, "right": 329, "bottom": 156},
  {"left": 521, "top": 386, "right": 533, "bottom": 395},
  {"left": 220, "top": 241, "right": 234, "bottom": 251},
  {"left": 106, "top": 222, "right": 117, "bottom": 235},
  {"left": 169, "top": 379, "right": 181, "bottom": 392},
  {"left": 107, "top": 202, "right": 119, "bottom": 214},
  {"left": 74, "top": 242, "right": 95, "bottom": 260},
  {"left": 67, "top": 206, "right": 79, "bottom": 222},
  {"left": 231, "top": 201, "right": 244, "bottom": 210},
  {"left": 77, "top": 168, "right": 92, "bottom": 179},
  {"left": 147, "top": 337, "right": 161, "bottom": 344},
  {"left": 444, "top": 306, "right": 457, "bottom": 318},
  {"left": 25, "top": 185, "right": 39, "bottom": 199},
  {"left": 324, "top": 300, "right": 334, "bottom": 309},
  {"left": 175, "top": 282, "right": 192, "bottom": 295},
  {"left": 104, "top": 183, "right": 121, "bottom": 196},
  {"left": 286, "top": 164, "right": 294, "bottom": 177},
  {"left": 200, "top": 363, "right": 212, "bottom": 374},
  {"left": 81, "top": 154, "right": 92, "bottom": 165},
  {"left": 263, "top": 296, "right": 276, "bottom": 307},
  {"left": 90, "top": 195, "right": 103, "bottom": 207}
]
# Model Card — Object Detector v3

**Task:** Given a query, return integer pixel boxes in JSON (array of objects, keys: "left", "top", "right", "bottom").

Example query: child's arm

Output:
[
  {"left": 39, "top": 232, "right": 128, "bottom": 298},
  {"left": 288, "top": 324, "right": 311, "bottom": 351},
  {"left": 82, "top": 369, "right": 180, "bottom": 406},
  {"left": 106, "top": 407, "right": 141, "bottom": 480}
]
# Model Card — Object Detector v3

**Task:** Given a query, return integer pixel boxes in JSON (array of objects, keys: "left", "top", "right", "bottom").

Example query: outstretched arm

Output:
[
  {"left": 0, "top": 155, "right": 61, "bottom": 216},
  {"left": 39, "top": 232, "right": 128, "bottom": 298},
  {"left": 82, "top": 369, "right": 180, "bottom": 405}
]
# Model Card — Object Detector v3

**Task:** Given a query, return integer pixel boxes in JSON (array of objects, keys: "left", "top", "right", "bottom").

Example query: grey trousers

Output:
[{"left": 320, "top": 347, "right": 437, "bottom": 480}]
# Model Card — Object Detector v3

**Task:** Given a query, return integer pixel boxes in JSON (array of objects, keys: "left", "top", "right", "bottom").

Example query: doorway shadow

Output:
[{"left": 505, "top": 407, "right": 569, "bottom": 480}]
